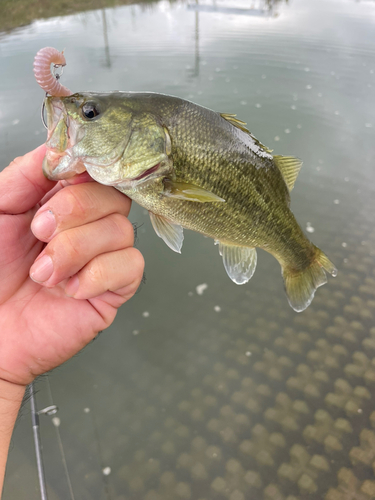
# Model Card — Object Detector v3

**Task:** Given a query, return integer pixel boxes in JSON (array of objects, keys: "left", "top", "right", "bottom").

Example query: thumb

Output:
[{"left": 0, "top": 145, "right": 56, "bottom": 214}]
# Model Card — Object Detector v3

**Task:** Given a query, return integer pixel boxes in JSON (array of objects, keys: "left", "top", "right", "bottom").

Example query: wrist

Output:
[{"left": 0, "top": 378, "right": 26, "bottom": 497}]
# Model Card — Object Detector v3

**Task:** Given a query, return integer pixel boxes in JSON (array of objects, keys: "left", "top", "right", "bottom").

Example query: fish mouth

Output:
[
  {"left": 132, "top": 163, "right": 161, "bottom": 182},
  {"left": 43, "top": 98, "right": 87, "bottom": 180}
]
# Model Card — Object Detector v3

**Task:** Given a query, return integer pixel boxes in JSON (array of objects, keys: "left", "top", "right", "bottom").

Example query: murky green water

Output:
[{"left": 1, "top": 0, "right": 375, "bottom": 498}]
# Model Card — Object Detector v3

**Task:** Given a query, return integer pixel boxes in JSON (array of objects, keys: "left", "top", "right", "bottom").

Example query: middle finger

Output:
[
  {"left": 29, "top": 213, "right": 134, "bottom": 287},
  {"left": 31, "top": 182, "right": 132, "bottom": 242}
]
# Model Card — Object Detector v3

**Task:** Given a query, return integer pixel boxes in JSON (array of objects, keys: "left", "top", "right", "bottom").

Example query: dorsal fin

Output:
[
  {"left": 273, "top": 155, "right": 303, "bottom": 192},
  {"left": 220, "top": 113, "right": 249, "bottom": 133},
  {"left": 220, "top": 113, "right": 273, "bottom": 154}
]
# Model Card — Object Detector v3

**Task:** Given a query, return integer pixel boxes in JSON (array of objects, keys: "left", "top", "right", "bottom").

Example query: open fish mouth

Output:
[{"left": 43, "top": 98, "right": 87, "bottom": 180}]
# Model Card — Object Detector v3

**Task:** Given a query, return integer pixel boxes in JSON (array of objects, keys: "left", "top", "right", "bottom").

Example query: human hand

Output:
[{"left": 0, "top": 145, "right": 144, "bottom": 387}]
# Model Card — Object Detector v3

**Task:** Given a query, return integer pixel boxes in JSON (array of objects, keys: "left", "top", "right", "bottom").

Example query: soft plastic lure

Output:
[{"left": 33, "top": 47, "right": 71, "bottom": 96}]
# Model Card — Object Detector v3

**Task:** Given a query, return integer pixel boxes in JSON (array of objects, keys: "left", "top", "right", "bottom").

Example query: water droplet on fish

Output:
[
  {"left": 52, "top": 417, "right": 61, "bottom": 427},
  {"left": 306, "top": 222, "right": 315, "bottom": 233},
  {"left": 196, "top": 283, "right": 208, "bottom": 295},
  {"left": 142, "top": 311, "right": 150, "bottom": 317},
  {"left": 214, "top": 306, "right": 221, "bottom": 312},
  {"left": 102, "top": 467, "right": 111, "bottom": 476}
]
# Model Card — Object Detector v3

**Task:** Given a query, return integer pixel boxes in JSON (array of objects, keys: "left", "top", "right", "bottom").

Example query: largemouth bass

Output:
[{"left": 42, "top": 92, "right": 337, "bottom": 312}]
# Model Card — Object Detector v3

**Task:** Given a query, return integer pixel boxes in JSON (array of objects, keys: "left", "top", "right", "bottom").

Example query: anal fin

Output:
[
  {"left": 217, "top": 242, "right": 257, "bottom": 285},
  {"left": 149, "top": 212, "right": 184, "bottom": 253}
]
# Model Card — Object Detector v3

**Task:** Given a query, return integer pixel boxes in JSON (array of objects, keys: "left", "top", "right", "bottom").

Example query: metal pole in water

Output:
[{"left": 29, "top": 382, "right": 48, "bottom": 500}]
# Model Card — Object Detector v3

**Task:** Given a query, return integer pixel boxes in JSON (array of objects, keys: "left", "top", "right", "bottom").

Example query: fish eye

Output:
[{"left": 81, "top": 101, "right": 101, "bottom": 120}]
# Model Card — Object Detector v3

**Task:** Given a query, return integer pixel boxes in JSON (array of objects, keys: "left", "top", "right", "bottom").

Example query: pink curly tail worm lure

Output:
[{"left": 33, "top": 47, "right": 72, "bottom": 96}]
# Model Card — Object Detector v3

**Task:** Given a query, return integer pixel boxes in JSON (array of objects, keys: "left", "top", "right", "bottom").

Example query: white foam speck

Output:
[
  {"left": 196, "top": 283, "right": 208, "bottom": 295},
  {"left": 52, "top": 417, "right": 61, "bottom": 427},
  {"left": 284, "top": 129, "right": 290, "bottom": 134},
  {"left": 214, "top": 306, "right": 221, "bottom": 312},
  {"left": 84, "top": 408, "right": 90, "bottom": 413},
  {"left": 255, "top": 103, "right": 262, "bottom": 108},
  {"left": 240, "top": 100, "right": 247, "bottom": 105},
  {"left": 246, "top": 351, "right": 252, "bottom": 357},
  {"left": 365, "top": 123, "right": 373, "bottom": 128},
  {"left": 132, "top": 330, "right": 139, "bottom": 336},
  {"left": 142, "top": 311, "right": 150, "bottom": 317},
  {"left": 102, "top": 467, "right": 111, "bottom": 476},
  {"left": 334, "top": 199, "right": 340, "bottom": 204},
  {"left": 274, "top": 136, "right": 280, "bottom": 141},
  {"left": 306, "top": 222, "right": 315, "bottom": 233},
  {"left": 342, "top": 242, "right": 347, "bottom": 248},
  {"left": 12, "top": 119, "right": 20, "bottom": 125}
]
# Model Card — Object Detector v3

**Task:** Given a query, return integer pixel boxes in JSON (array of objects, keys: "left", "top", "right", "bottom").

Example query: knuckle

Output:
[
  {"left": 87, "top": 258, "right": 106, "bottom": 285},
  {"left": 50, "top": 229, "right": 81, "bottom": 261},
  {"left": 105, "top": 213, "right": 134, "bottom": 246},
  {"left": 127, "top": 248, "right": 145, "bottom": 281}
]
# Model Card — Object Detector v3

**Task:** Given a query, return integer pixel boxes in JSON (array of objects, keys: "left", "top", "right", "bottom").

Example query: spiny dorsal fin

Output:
[
  {"left": 220, "top": 113, "right": 273, "bottom": 154},
  {"left": 220, "top": 113, "right": 249, "bottom": 133},
  {"left": 273, "top": 155, "right": 303, "bottom": 192}
]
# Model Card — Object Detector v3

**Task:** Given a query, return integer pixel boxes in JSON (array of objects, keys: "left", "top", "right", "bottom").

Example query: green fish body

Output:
[{"left": 43, "top": 92, "right": 337, "bottom": 311}]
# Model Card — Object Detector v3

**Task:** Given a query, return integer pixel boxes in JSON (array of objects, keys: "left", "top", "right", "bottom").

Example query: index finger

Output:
[
  {"left": 31, "top": 181, "right": 132, "bottom": 242},
  {"left": 0, "top": 145, "right": 55, "bottom": 214}
]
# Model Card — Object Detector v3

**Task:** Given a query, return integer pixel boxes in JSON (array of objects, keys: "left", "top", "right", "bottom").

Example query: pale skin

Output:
[{"left": 0, "top": 145, "right": 145, "bottom": 497}]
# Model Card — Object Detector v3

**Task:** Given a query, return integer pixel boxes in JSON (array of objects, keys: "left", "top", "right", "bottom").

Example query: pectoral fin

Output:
[
  {"left": 217, "top": 242, "right": 257, "bottom": 285},
  {"left": 149, "top": 212, "right": 184, "bottom": 253},
  {"left": 163, "top": 179, "right": 225, "bottom": 203}
]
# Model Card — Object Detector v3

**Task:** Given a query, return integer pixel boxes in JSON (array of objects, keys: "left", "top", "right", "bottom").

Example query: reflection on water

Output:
[{"left": 1, "top": 0, "right": 375, "bottom": 498}]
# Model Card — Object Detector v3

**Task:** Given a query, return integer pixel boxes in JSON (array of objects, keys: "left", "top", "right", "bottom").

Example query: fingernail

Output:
[
  {"left": 65, "top": 275, "right": 79, "bottom": 297},
  {"left": 32, "top": 210, "right": 56, "bottom": 239},
  {"left": 30, "top": 255, "right": 54, "bottom": 283}
]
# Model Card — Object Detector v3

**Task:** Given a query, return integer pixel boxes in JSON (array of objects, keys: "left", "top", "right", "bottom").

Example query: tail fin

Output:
[{"left": 282, "top": 246, "right": 337, "bottom": 312}]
